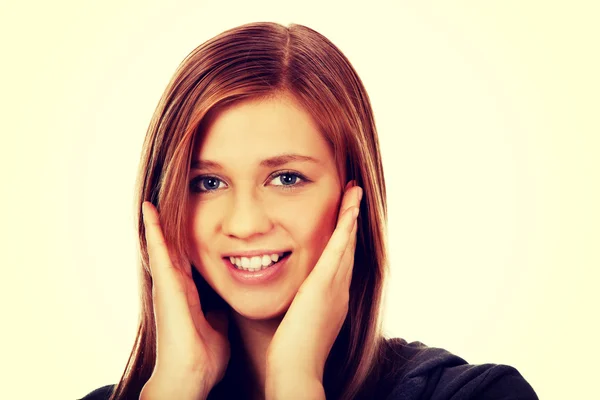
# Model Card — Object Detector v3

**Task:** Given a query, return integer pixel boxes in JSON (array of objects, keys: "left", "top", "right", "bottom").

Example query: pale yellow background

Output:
[{"left": 1, "top": 1, "right": 598, "bottom": 399}]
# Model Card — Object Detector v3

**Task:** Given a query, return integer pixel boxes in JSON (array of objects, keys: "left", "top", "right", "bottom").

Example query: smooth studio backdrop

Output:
[{"left": 1, "top": 1, "right": 598, "bottom": 399}]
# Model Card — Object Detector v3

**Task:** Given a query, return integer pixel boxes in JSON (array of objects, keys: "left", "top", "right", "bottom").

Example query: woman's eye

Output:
[
  {"left": 190, "top": 176, "right": 226, "bottom": 193},
  {"left": 190, "top": 171, "right": 308, "bottom": 194},
  {"left": 270, "top": 172, "right": 305, "bottom": 187}
]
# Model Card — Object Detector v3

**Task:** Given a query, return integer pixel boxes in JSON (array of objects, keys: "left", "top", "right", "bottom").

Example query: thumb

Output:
[{"left": 205, "top": 309, "right": 230, "bottom": 337}]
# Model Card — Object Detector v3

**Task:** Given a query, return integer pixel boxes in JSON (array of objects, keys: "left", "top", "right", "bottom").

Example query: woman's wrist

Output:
[
  {"left": 139, "top": 373, "right": 211, "bottom": 400},
  {"left": 265, "top": 371, "right": 325, "bottom": 400}
]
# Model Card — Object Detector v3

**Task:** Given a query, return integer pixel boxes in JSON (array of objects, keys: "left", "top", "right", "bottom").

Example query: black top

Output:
[{"left": 80, "top": 338, "right": 538, "bottom": 399}]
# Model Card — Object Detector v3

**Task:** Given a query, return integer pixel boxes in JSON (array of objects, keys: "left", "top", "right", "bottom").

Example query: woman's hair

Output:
[{"left": 109, "top": 22, "right": 389, "bottom": 400}]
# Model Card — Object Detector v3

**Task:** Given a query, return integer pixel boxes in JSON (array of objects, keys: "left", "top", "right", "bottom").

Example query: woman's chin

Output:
[{"left": 229, "top": 297, "right": 292, "bottom": 321}]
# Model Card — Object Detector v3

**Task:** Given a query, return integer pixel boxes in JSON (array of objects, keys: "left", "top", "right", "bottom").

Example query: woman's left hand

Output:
[{"left": 265, "top": 180, "right": 362, "bottom": 398}]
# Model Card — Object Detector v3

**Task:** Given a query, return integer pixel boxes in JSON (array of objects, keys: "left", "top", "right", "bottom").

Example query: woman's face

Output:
[{"left": 187, "top": 93, "right": 343, "bottom": 320}]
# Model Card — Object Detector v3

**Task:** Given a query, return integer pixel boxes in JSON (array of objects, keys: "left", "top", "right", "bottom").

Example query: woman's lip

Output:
[
  {"left": 223, "top": 251, "right": 292, "bottom": 261},
  {"left": 223, "top": 252, "right": 291, "bottom": 284},
  {"left": 222, "top": 249, "right": 291, "bottom": 258}
]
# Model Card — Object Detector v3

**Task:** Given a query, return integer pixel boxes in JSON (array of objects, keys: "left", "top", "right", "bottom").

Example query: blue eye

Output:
[
  {"left": 270, "top": 171, "right": 305, "bottom": 187},
  {"left": 190, "top": 176, "right": 226, "bottom": 193},
  {"left": 189, "top": 171, "right": 308, "bottom": 194}
]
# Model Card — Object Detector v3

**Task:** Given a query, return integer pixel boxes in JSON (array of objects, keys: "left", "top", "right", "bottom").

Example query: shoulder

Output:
[
  {"left": 377, "top": 338, "right": 538, "bottom": 400},
  {"left": 79, "top": 384, "right": 115, "bottom": 400}
]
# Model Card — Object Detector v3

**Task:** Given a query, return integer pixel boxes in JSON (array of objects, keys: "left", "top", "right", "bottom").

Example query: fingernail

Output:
[
  {"left": 357, "top": 187, "right": 363, "bottom": 202},
  {"left": 142, "top": 202, "right": 148, "bottom": 222}
]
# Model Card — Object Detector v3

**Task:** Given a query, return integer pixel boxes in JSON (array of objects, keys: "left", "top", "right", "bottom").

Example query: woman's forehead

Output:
[{"left": 192, "top": 95, "right": 335, "bottom": 167}]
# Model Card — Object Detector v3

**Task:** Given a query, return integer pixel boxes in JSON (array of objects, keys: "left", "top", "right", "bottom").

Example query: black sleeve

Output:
[
  {"left": 79, "top": 384, "right": 115, "bottom": 400},
  {"left": 434, "top": 363, "right": 539, "bottom": 400},
  {"left": 470, "top": 366, "right": 539, "bottom": 400},
  {"left": 385, "top": 363, "right": 538, "bottom": 400}
]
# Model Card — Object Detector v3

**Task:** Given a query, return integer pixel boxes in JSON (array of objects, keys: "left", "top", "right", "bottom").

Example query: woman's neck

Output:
[{"left": 230, "top": 312, "right": 283, "bottom": 399}]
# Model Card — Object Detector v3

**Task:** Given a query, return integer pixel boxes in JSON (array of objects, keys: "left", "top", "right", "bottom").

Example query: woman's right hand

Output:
[{"left": 139, "top": 201, "right": 231, "bottom": 400}]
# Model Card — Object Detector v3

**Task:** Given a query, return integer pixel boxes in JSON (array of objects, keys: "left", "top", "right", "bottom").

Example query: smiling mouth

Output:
[{"left": 225, "top": 251, "right": 292, "bottom": 271}]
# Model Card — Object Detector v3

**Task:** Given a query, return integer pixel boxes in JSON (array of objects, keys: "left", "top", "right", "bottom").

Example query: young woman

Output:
[{"left": 81, "top": 22, "right": 538, "bottom": 400}]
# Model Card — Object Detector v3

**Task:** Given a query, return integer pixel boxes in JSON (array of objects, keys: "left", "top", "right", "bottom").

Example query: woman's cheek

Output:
[
  {"left": 187, "top": 204, "right": 214, "bottom": 268},
  {"left": 294, "top": 194, "right": 340, "bottom": 269},
  {"left": 315, "top": 205, "right": 339, "bottom": 250}
]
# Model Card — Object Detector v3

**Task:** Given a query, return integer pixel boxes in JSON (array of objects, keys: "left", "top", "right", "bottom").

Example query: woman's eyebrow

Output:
[{"left": 190, "top": 153, "right": 320, "bottom": 170}]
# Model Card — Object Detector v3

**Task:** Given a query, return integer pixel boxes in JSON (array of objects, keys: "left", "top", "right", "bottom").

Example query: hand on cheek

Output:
[
  {"left": 139, "top": 202, "right": 231, "bottom": 400},
  {"left": 265, "top": 180, "right": 362, "bottom": 398}
]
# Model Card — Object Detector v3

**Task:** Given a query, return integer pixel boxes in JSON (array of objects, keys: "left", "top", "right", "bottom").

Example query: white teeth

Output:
[
  {"left": 228, "top": 252, "right": 287, "bottom": 271},
  {"left": 250, "top": 257, "right": 262, "bottom": 269},
  {"left": 261, "top": 255, "right": 271, "bottom": 266}
]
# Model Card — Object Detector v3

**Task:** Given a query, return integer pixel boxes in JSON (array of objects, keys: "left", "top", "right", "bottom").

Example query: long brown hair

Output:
[{"left": 109, "top": 22, "right": 389, "bottom": 400}]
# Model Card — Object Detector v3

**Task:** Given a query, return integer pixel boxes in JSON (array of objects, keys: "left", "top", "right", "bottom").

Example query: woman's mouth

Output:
[
  {"left": 225, "top": 251, "right": 292, "bottom": 271},
  {"left": 222, "top": 251, "right": 292, "bottom": 284}
]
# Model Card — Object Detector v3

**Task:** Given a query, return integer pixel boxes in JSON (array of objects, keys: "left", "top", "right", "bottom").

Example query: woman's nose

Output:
[{"left": 221, "top": 191, "right": 274, "bottom": 239}]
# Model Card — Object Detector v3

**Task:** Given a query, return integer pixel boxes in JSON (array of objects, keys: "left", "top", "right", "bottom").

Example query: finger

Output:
[
  {"left": 142, "top": 201, "right": 177, "bottom": 281},
  {"left": 335, "top": 212, "right": 358, "bottom": 286},
  {"left": 142, "top": 202, "right": 197, "bottom": 334},
  {"left": 330, "top": 183, "right": 361, "bottom": 283},
  {"left": 344, "top": 220, "right": 358, "bottom": 284},
  {"left": 303, "top": 183, "right": 360, "bottom": 286},
  {"left": 142, "top": 201, "right": 192, "bottom": 277},
  {"left": 334, "top": 206, "right": 358, "bottom": 284},
  {"left": 343, "top": 179, "right": 354, "bottom": 192},
  {"left": 310, "top": 205, "right": 359, "bottom": 284},
  {"left": 338, "top": 181, "right": 360, "bottom": 222}
]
